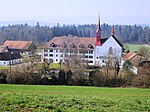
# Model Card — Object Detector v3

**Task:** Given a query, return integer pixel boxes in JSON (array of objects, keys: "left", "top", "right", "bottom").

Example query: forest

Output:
[{"left": 0, "top": 22, "right": 150, "bottom": 44}]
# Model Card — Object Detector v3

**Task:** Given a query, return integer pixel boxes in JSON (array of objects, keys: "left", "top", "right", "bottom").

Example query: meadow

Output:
[
  {"left": 0, "top": 66, "right": 9, "bottom": 70},
  {"left": 0, "top": 84, "right": 150, "bottom": 112},
  {"left": 124, "top": 44, "right": 150, "bottom": 51}
]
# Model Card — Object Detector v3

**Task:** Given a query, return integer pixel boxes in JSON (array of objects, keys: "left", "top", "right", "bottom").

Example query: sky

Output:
[{"left": 0, "top": 0, "right": 150, "bottom": 25}]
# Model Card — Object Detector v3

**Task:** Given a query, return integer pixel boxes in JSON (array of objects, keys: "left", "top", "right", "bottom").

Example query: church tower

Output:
[{"left": 95, "top": 16, "right": 102, "bottom": 46}]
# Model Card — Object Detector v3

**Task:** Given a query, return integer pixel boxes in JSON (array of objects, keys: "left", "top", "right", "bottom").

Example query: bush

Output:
[
  {"left": 6, "top": 65, "right": 42, "bottom": 84},
  {"left": 131, "top": 75, "right": 150, "bottom": 88},
  {"left": 0, "top": 73, "right": 6, "bottom": 84}
]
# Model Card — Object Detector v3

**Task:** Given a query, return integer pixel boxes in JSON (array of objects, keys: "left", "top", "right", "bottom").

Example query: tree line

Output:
[
  {"left": 0, "top": 59, "right": 149, "bottom": 87},
  {"left": 0, "top": 23, "right": 150, "bottom": 44}
]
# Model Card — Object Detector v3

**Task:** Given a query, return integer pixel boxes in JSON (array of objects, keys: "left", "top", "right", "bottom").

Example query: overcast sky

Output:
[{"left": 0, "top": 0, "right": 150, "bottom": 25}]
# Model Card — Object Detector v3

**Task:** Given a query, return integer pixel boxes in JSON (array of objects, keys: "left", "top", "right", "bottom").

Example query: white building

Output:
[{"left": 41, "top": 18, "right": 124, "bottom": 66}]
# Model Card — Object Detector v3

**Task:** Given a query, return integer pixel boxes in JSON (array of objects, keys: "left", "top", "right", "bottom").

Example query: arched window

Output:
[
  {"left": 62, "top": 43, "right": 67, "bottom": 48},
  {"left": 79, "top": 44, "right": 84, "bottom": 48},
  {"left": 50, "top": 43, "right": 56, "bottom": 47},
  {"left": 88, "top": 44, "right": 93, "bottom": 49},
  {"left": 109, "top": 47, "right": 113, "bottom": 55}
]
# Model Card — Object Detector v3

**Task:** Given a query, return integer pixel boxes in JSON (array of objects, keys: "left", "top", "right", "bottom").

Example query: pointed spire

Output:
[
  {"left": 112, "top": 24, "right": 115, "bottom": 36},
  {"left": 95, "top": 15, "right": 102, "bottom": 46},
  {"left": 96, "top": 15, "right": 101, "bottom": 33}
]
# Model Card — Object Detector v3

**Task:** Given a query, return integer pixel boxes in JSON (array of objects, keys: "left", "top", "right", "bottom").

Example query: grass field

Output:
[
  {"left": 124, "top": 44, "right": 150, "bottom": 51},
  {"left": 35, "top": 63, "right": 64, "bottom": 69},
  {"left": 0, "top": 66, "right": 9, "bottom": 70},
  {"left": 0, "top": 84, "right": 150, "bottom": 112}
]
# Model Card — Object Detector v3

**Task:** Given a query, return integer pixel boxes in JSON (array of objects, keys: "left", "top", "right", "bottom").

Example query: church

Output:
[{"left": 41, "top": 17, "right": 124, "bottom": 66}]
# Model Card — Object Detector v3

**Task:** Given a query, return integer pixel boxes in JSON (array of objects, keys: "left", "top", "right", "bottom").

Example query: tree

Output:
[{"left": 138, "top": 47, "right": 150, "bottom": 60}]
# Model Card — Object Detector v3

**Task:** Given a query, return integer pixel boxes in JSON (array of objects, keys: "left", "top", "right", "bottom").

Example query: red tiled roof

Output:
[
  {"left": 123, "top": 52, "right": 137, "bottom": 61},
  {"left": 41, "top": 36, "right": 96, "bottom": 49},
  {"left": 41, "top": 35, "right": 123, "bottom": 49},
  {"left": 3, "top": 40, "right": 33, "bottom": 50}
]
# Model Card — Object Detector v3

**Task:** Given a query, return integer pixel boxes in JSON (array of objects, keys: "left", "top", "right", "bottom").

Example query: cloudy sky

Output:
[{"left": 0, "top": 0, "right": 150, "bottom": 25}]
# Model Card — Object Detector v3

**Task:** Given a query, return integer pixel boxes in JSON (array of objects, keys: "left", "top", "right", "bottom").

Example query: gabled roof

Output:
[
  {"left": 123, "top": 52, "right": 137, "bottom": 61},
  {"left": 111, "top": 35, "right": 123, "bottom": 47},
  {"left": 3, "top": 40, "right": 33, "bottom": 50}
]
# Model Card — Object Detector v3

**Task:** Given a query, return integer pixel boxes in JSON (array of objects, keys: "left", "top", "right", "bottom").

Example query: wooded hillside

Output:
[{"left": 0, "top": 23, "right": 150, "bottom": 44}]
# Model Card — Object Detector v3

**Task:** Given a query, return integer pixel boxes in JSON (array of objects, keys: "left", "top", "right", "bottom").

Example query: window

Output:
[
  {"left": 85, "top": 51, "right": 88, "bottom": 54},
  {"left": 60, "top": 50, "right": 63, "bottom": 53},
  {"left": 89, "top": 50, "right": 93, "bottom": 54},
  {"left": 96, "top": 57, "right": 98, "bottom": 59},
  {"left": 88, "top": 61, "right": 93, "bottom": 63},
  {"left": 70, "top": 43, "right": 76, "bottom": 48},
  {"left": 74, "top": 50, "right": 78, "bottom": 53},
  {"left": 49, "top": 54, "right": 53, "bottom": 57},
  {"left": 44, "top": 54, "right": 48, "bottom": 56},
  {"left": 102, "top": 60, "right": 104, "bottom": 63},
  {"left": 50, "top": 50, "right": 53, "bottom": 52},
  {"left": 65, "top": 50, "right": 69, "bottom": 53},
  {"left": 109, "top": 47, "right": 113, "bottom": 55},
  {"left": 89, "top": 56, "right": 93, "bottom": 58},
  {"left": 62, "top": 43, "right": 67, "bottom": 48},
  {"left": 79, "top": 44, "right": 84, "bottom": 48},
  {"left": 85, "top": 55, "right": 88, "bottom": 58},
  {"left": 56, "top": 59, "right": 58, "bottom": 62},
  {"left": 70, "top": 50, "right": 73, "bottom": 53},
  {"left": 56, "top": 54, "right": 58, "bottom": 57},
  {"left": 56, "top": 50, "right": 58, "bottom": 52},
  {"left": 79, "top": 51, "right": 83, "bottom": 53},
  {"left": 88, "top": 44, "right": 93, "bottom": 49},
  {"left": 44, "top": 49, "right": 48, "bottom": 52},
  {"left": 4, "top": 62, "right": 6, "bottom": 64},
  {"left": 61, "top": 54, "right": 63, "bottom": 57},
  {"left": 50, "top": 43, "right": 56, "bottom": 47}
]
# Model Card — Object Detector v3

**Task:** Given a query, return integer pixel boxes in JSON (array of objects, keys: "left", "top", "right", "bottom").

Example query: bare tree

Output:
[
  {"left": 104, "top": 48, "right": 122, "bottom": 78},
  {"left": 138, "top": 46, "right": 150, "bottom": 60},
  {"left": 61, "top": 35, "right": 80, "bottom": 68},
  {"left": 61, "top": 35, "right": 89, "bottom": 85}
]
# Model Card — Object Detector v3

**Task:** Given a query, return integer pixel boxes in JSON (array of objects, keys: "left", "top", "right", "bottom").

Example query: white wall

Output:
[
  {"left": 0, "top": 58, "right": 22, "bottom": 66},
  {"left": 0, "top": 61, "right": 9, "bottom": 66},
  {"left": 42, "top": 49, "right": 95, "bottom": 65},
  {"left": 94, "top": 36, "right": 123, "bottom": 66},
  {"left": 102, "top": 36, "right": 122, "bottom": 57}
]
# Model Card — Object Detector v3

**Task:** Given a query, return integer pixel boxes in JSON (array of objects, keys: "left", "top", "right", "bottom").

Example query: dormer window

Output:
[
  {"left": 88, "top": 44, "right": 93, "bottom": 49},
  {"left": 50, "top": 43, "right": 56, "bottom": 47},
  {"left": 79, "top": 44, "right": 84, "bottom": 48},
  {"left": 62, "top": 43, "right": 67, "bottom": 48},
  {"left": 70, "top": 43, "right": 75, "bottom": 48}
]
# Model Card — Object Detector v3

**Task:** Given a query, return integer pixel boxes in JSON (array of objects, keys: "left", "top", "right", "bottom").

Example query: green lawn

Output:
[
  {"left": 50, "top": 63, "right": 61, "bottom": 69},
  {"left": 0, "top": 66, "right": 9, "bottom": 70},
  {"left": 124, "top": 44, "right": 150, "bottom": 51},
  {"left": 35, "top": 63, "right": 64, "bottom": 69},
  {"left": 0, "top": 84, "right": 150, "bottom": 112}
]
